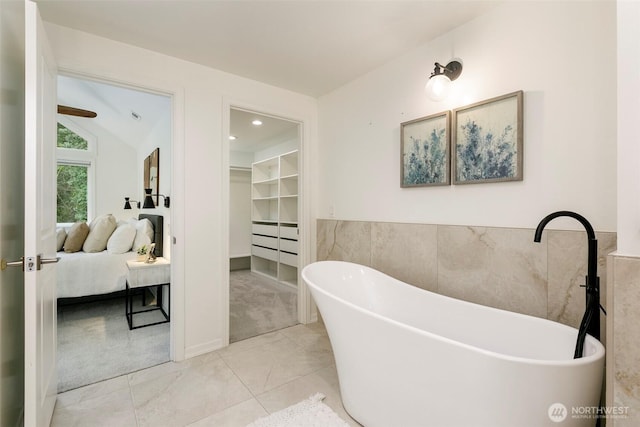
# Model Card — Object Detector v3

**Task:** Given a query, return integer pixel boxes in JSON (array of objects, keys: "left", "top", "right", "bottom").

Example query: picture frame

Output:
[
  {"left": 452, "top": 90, "right": 523, "bottom": 185},
  {"left": 144, "top": 148, "right": 160, "bottom": 205},
  {"left": 400, "top": 111, "right": 451, "bottom": 187}
]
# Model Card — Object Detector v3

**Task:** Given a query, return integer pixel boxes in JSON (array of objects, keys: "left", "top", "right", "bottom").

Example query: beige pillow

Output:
[
  {"left": 83, "top": 214, "right": 117, "bottom": 253},
  {"left": 63, "top": 222, "right": 90, "bottom": 253},
  {"left": 56, "top": 228, "right": 67, "bottom": 252}
]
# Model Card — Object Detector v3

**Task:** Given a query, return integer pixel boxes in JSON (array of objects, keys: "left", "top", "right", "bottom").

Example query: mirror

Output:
[{"left": 144, "top": 148, "right": 160, "bottom": 205}]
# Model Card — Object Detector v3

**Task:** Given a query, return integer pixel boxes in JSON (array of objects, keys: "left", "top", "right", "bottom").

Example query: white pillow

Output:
[
  {"left": 56, "top": 228, "right": 67, "bottom": 252},
  {"left": 83, "top": 214, "right": 117, "bottom": 253},
  {"left": 132, "top": 218, "right": 154, "bottom": 252},
  {"left": 107, "top": 223, "right": 136, "bottom": 254}
]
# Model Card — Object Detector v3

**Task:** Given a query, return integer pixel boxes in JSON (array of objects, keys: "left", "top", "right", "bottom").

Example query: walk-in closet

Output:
[{"left": 228, "top": 108, "right": 301, "bottom": 342}]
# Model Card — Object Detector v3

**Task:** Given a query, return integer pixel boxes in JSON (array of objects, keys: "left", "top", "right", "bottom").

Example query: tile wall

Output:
[
  {"left": 607, "top": 255, "right": 640, "bottom": 426},
  {"left": 317, "top": 219, "right": 616, "bottom": 335}
]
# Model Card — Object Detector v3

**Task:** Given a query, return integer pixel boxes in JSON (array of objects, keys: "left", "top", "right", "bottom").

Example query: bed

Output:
[{"left": 57, "top": 214, "right": 164, "bottom": 300}]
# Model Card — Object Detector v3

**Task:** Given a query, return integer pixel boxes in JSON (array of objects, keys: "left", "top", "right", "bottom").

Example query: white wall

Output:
[
  {"left": 230, "top": 151, "right": 253, "bottom": 169},
  {"left": 229, "top": 169, "right": 251, "bottom": 258},
  {"left": 138, "top": 102, "right": 171, "bottom": 200},
  {"left": 58, "top": 115, "right": 138, "bottom": 222},
  {"left": 137, "top": 106, "right": 172, "bottom": 256},
  {"left": 318, "top": 1, "right": 617, "bottom": 232},
  {"left": 254, "top": 128, "right": 299, "bottom": 162},
  {"left": 44, "top": 22, "right": 317, "bottom": 358},
  {"left": 616, "top": 0, "right": 640, "bottom": 255}
]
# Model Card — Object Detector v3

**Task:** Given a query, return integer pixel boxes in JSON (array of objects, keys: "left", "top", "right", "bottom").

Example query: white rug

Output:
[{"left": 247, "top": 393, "right": 350, "bottom": 427}]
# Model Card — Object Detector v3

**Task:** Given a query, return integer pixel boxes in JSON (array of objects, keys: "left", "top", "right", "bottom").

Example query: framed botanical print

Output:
[
  {"left": 401, "top": 111, "right": 450, "bottom": 187},
  {"left": 452, "top": 91, "right": 523, "bottom": 184}
]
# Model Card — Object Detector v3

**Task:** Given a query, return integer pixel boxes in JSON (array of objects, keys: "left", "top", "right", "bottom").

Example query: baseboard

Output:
[
  {"left": 184, "top": 338, "right": 225, "bottom": 359},
  {"left": 230, "top": 256, "right": 251, "bottom": 271}
]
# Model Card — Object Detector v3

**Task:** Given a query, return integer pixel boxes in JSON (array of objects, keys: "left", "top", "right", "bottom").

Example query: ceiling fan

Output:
[{"left": 57, "top": 105, "right": 97, "bottom": 118}]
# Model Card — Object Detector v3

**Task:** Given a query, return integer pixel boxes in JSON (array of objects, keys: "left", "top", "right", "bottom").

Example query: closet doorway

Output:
[{"left": 229, "top": 108, "right": 301, "bottom": 343}]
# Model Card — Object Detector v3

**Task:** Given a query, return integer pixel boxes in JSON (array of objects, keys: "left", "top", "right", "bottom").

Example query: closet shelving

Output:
[{"left": 251, "top": 150, "right": 299, "bottom": 288}]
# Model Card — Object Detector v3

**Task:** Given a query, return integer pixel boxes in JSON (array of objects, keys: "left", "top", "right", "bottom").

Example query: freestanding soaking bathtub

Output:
[{"left": 302, "top": 261, "right": 605, "bottom": 427}]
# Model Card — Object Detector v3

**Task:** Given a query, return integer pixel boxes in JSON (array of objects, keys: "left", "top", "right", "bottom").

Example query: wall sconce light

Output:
[
  {"left": 425, "top": 60, "right": 463, "bottom": 101},
  {"left": 123, "top": 197, "right": 140, "bottom": 209},
  {"left": 142, "top": 188, "right": 171, "bottom": 208}
]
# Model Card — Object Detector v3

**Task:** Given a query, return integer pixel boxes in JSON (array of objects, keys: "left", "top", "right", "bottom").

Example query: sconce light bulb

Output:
[{"left": 425, "top": 74, "right": 452, "bottom": 102}]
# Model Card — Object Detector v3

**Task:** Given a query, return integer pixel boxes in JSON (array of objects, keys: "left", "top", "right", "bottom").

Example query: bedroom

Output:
[{"left": 55, "top": 75, "right": 172, "bottom": 391}]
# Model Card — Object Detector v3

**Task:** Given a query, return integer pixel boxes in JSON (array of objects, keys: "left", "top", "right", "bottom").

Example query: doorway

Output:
[
  {"left": 228, "top": 108, "right": 301, "bottom": 342},
  {"left": 55, "top": 75, "right": 173, "bottom": 391}
]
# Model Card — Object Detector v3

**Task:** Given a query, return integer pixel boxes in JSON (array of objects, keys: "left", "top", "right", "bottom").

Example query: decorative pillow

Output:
[
  {"left": 63, "top": 222, "right": 90, "bottom": 253},
  {"left": 107, "top": 223, "right": 136, "bottom": 254},
  {"left": 83, "top": 214, "right": 117, "bottom": 253},
  {"left": 56, "top": 228, "right": 67, "bottom": 252},
  {"left": 132, "top": 218, "right": 154, "bottom": 252}
]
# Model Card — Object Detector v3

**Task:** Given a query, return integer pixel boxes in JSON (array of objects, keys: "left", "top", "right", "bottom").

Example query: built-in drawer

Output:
[
  {"left": 279, "top": 238, "right": 298, "bottom": 254},
  {"left": 279, "top": 251, "right": 298, "bottom": 267},
  {"left": 252, "top": 245, "right": 278, "bottom": 262},
  {"left": 279, "top": 226, "right": 298, "bottom": 240},
  {"left": 252, "top": 235, "right": 277, "bottom": 250},
  {"left": 252, "top": 223, "right": 278, "bottom": 237}
]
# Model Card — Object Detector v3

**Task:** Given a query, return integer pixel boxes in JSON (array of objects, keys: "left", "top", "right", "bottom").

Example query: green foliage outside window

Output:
[
  {"left": 57, "top": 123, "right": 89, "bottom": 222},
  {"left": 57, "top": 165, "right": 87, "bottom": 222},
  {"left": 57, "top": 123, "right": 88, "bottom": 149}
]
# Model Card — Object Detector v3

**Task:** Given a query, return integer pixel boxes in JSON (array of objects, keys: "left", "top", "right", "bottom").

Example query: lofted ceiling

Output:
[
  {"left": 38, "top": 0, "right": 501, "bottom": 98},
  {"left": 57, "top": 75, "right": 171, "bottom": 149}
]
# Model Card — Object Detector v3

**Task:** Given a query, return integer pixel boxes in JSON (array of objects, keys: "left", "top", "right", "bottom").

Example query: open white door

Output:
[{"left": 24, "top": 1, "right": 58, "bottom": 425}]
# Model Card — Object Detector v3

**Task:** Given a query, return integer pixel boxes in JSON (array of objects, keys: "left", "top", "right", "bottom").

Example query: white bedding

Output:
[{"left": 57, "top": 250, "right": 138, "bottom": 298}]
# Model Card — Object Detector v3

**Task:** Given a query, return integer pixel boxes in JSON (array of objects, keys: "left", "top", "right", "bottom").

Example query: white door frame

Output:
[
  {"left": 55, "top": 67, "right": 186, "bottom": 362},
  {"left": 221, "top": 98, "right": 315, "bottom": 346}
]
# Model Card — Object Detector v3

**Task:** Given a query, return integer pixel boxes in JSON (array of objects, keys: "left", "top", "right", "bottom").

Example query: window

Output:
[
  {"left": 56, "top": 120, "right": 95, "bottom": 224},
  {"left": 57, "top": 162, "right": 88, "bottom": 223}
]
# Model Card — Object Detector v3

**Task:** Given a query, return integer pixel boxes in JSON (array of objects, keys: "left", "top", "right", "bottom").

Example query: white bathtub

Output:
[{"left": 302, "top": 261, "right": 605, "bottom": 427}]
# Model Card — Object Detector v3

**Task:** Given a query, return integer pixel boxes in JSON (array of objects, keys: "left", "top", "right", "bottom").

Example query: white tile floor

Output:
[{"left": 51, "top": 322, "right": 361, "bottom": 427}]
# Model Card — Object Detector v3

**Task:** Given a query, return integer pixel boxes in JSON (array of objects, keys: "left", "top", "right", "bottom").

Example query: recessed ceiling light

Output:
[
  {"left": 252, "top": 119, "right": 263, "bottom": 126},
  {"left": 229, "top": 135, "right": 237, "bottom": 140}
]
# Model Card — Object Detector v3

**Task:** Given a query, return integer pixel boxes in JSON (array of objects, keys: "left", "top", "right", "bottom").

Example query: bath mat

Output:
[{"left": 247, "top": 393, "right": 350, "bottom": 427}]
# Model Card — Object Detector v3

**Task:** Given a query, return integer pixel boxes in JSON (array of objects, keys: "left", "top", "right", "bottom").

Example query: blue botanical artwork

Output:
[
  {"left": 401, "top": 112, "right": 450, "bottom": 187},
  {"left": 454, "top": 92, "right": 522, "bottom": 184}
]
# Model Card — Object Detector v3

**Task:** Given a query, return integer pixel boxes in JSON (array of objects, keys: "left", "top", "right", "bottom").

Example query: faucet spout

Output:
[
  {"left": 533, "top": 211, "right": 601, "bottom": 358},
  {"left": 534, "top": 210, "right": 596, "bottom": 242}
]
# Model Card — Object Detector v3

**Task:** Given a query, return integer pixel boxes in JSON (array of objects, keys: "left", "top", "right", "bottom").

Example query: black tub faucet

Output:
[{"left": 534, "top": 211, "right": 601, "bottom": 358}]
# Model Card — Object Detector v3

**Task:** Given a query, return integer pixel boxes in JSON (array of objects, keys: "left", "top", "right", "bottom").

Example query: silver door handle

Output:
[
  {"left": 1, "top": 255, "right": 60, "bottom": 271},
  {"left": 1, "top": 257, "right": 24, "bottom": 271}
]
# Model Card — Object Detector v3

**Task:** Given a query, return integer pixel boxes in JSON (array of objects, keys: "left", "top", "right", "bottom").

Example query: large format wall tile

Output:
[
  {"left": 547, "top": 231, "right": 616, "bottom": 335},
  {"left": 317, "top": 220, "right": 371, "bottom": 265},
  {"left": 609, "top": 256, "right": 640, "bottom": 426},
  {"left": 315, "top": 219, "right": 617, "bottom": 329},
  {"left": 436, "top": 225, "right": 548, "bottom": 318},
  {"left": 371, "top": 222, "right": 438, "bottom": 291}
]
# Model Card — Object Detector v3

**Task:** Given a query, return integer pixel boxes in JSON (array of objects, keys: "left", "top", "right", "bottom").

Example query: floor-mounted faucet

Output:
[{"left": 534, "top": 211, "right": 601, "bottom": 358}]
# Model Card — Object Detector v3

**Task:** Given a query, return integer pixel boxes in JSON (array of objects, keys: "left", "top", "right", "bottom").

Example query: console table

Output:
[{"left": 125, "top": 257, "right": 170, "bottom": 330}]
